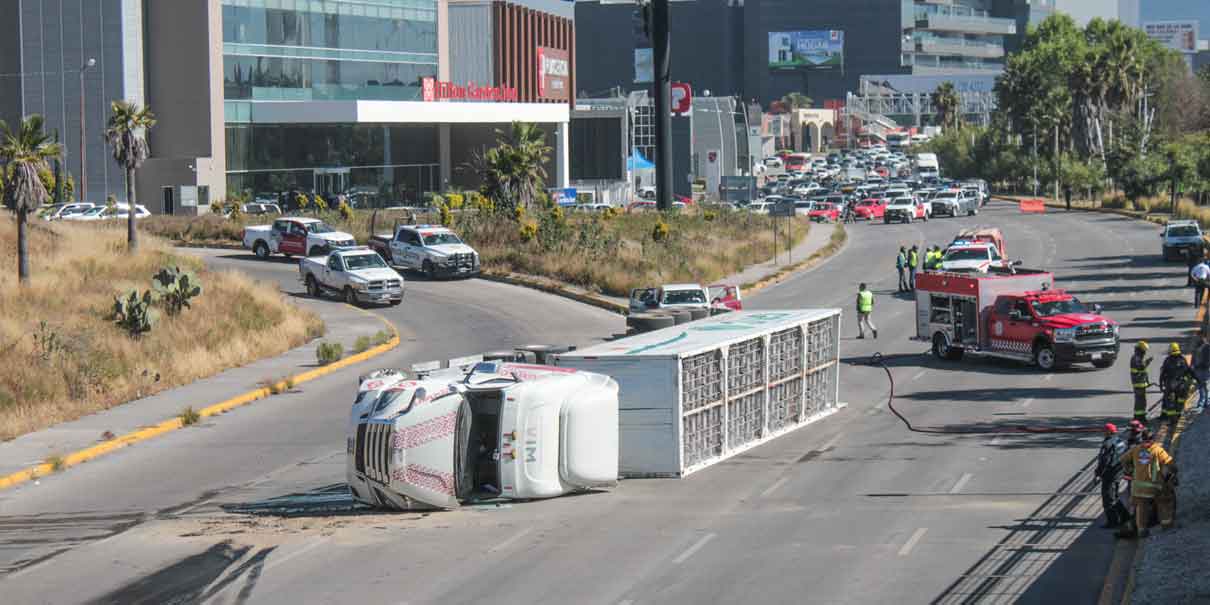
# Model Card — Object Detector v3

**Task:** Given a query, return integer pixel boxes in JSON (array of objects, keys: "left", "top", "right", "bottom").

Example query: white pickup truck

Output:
[
  {"left": 368, "top": 224, "right": 480, "bottom": 278},
  {"left": 243, "top": 217, "right": 356, "bottom": 260},
  {"left": 299, "top": 247, "right": 404, "bottom": 306},
  {"left": 347, "top": 359, "right": 619, "bottom": 510}
]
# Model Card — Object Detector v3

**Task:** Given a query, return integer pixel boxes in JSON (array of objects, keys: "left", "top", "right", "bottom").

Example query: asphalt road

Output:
[{"left": 0, "top": 201, "right": 1192, "bottom": 604}]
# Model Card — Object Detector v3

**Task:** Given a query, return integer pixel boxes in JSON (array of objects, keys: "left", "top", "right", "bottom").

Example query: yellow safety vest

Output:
[{"left": 858, "top": 290, "right": 873, "bottom": 313}]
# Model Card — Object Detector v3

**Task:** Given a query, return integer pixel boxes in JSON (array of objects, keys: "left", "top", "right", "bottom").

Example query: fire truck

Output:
[{"left": 914, "top": 268, "right": 1119, "bottom": 370}]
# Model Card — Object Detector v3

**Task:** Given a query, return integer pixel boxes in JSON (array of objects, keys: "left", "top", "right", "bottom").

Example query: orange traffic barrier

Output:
[{"left": 1019, "top": 199, "right": 1046, "bottom": 213}]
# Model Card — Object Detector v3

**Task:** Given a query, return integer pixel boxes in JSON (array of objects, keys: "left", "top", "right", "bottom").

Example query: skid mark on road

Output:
[
  {"left": 489, "top": 527, "right": 532, "bottom": 553},
  {"left": 760, "top": 477, "right": 790, "bottom": 498}
]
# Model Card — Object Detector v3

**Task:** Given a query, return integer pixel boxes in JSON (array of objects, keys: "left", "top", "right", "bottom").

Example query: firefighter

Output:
[
  {"left": 1130, "top": 341, "right": 1152, "bottom": 422},
  {"left": 1160, "top": 342, "right": 1194, "bottom": 420},
  {"left": 908, "top": 245, "right": 920, "bottom": 290},
  {"left": 896, "top": 247, "right": 908, "bottom": 292},
  {"left": 1117, "top": 430, "right": 1176, "bottom": 538},
  {"left": 856, "top": 283, "right": 877, "bottom": 339},
  {"left": 1096, "top": 423, "right": 1129, "bottom": 528}
]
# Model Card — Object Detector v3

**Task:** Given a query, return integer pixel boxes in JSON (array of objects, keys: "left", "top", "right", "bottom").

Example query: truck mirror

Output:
[{"left": 1093, "top": 304, "right": 1103, "bottom": 314}]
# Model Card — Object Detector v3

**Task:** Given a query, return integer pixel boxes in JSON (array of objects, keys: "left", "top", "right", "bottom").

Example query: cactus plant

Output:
[
  {"left": 152, "top": 266, "right": 203, "bottom": 316},
  {"left": 113, "top": 289, "right": 157, "bottom": 338}
]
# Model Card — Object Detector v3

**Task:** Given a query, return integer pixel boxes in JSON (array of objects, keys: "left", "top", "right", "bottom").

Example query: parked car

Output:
[
  {"left": 884, "top": 196, "right": 928, "bottom": 224},
  {"left": 39, "top": 202, "right": 95, "bottom": 221},
  {"left": 1161, "top": 219, "right": 1204, "bottom": 261},
  {"left": 243, "top": 217, "right": 355, "bottom": 259},
  {"left": 299, "top": 246, "right": 404, "bottom": 306},
  {"left": 808, "top": 202, "right": 840, "bottom": 223},
  {"left": 71, "top": 204, "right": 150, "bottom": 221},
  {"left": 628, "top": 283, "right": 710, "bottom": 314},
  {"left": 368, "top": 224, "right": 480, "bottom": 278}
]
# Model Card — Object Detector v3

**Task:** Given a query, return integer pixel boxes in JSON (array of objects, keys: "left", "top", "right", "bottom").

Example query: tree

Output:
[
  {"left": 779, "top": 92, "right": 813, "bottom": 111},
  {"left": 105, "top": 101, "right": 156, "bottom": 253},
  {"left": 471, "top": 122, "right": 551, "bottom": 215},
  {"left": 931, "top": 82, "right": 961, "bottom": 131},
  {"left": 0, "top": 115, "right": 63, "bottom": 283}
]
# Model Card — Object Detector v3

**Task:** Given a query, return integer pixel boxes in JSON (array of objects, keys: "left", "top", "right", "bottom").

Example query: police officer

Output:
[
  {"left": 896, "top": 247, "right": 908, "bottom": 292},
  {"left": 1130, "top": 341, "right": 1152, "bottom": 422},
  {"left": 908, "top": 245, "right": 920, "bottom": 290},
  {"left": 1096, "top": 423, "right": 1129, "bottom": 528}
]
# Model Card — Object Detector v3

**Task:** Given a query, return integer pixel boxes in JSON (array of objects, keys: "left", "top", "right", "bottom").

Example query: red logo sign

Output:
[
  {"left": 671, "top": 82, "right": 692, "bottom": 114},
  {"left": 420, "top": 77, "right": 519, "bottom": 102},
  {"left": 537, "top": 47, "right": 570, "bottom": 101}
]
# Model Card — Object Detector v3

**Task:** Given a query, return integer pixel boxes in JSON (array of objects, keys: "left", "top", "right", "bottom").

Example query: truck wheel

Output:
[
  {"left": 688, "top": 308, "right": 710, "bottom": 321},
  {"left": 971, "top": 206, "right": 979, "bottom": 216},
  {"left": 306, "top": 275, "right": 322, "bottom": 298},
  {"left": 1034, "top": 342, "right": 1057, "bottom": 371},
  {"left": 254, "top": 241, "right": 270, "bottom": 259},
  {"left": 627, "top": 313, "right": 675, "bottom": 333},
  {"left": 422, "top": 260, "right": 436, "bottom": 280},
  {"left": 932, "top": 333, "right": 963, "bottom": 361},
  {"left": 344, "top": 287, "right": 359, "bottom": 307}
]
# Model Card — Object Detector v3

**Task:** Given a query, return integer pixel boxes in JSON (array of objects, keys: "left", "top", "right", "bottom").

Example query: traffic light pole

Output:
[{"left": 651, "top": 0, "right": 673, "bottom": 211}]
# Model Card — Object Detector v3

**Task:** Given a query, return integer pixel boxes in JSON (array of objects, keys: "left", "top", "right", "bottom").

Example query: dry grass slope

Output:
[{"left": 0, "top": 219, "right": 324, "bottom": 440}]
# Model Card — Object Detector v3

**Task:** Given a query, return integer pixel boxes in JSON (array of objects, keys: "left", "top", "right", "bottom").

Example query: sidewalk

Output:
[
  {"left": 0, "top": 296, "right": 386, "bottom": 481},
  {"left": 724, "top": 220, "right": 836, "bottom": 287}
]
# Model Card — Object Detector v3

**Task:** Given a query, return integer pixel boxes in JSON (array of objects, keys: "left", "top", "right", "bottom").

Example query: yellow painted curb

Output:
[{"left": 0, "top": 306, "right": 400, "bottom": 492}]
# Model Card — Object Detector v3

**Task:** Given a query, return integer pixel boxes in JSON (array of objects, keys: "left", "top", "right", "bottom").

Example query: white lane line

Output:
[
  {"left": 760, "top": 477, "right": 790, "bottom": 498},
  {"left": 618, "top": 601, "right": 634, "bottom": 605},
  {"left": 866, "top": 406, "right": 881, "bottom": 416},
  {"left": 1021, "top": 397, "right": 1034, "bottom": 408},
  {"left": 950, "top": 473, "right": 974, "bottom": 494},
  {"left": 672, "top": 533, "right": 716, "bottom": 564},
  {"left": 911, "top": 370, "right": 927, "bottom": 381},
  {"left": 898, "top": 528, "right": 928, "bottom": 557},
  {"left": 489, "top": 527, "right": 533, "bottom": 553},
  {"left": 820, "top": 432, "right": 844, "bottom": 451}
]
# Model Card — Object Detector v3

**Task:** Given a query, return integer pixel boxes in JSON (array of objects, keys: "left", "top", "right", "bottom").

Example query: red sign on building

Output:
[
  {"left": 671, "top": 82, "right": 692, "bottom": 114},
  {"left": 537, "top": 47, "right": 570, "bottom": 101},
  {"left": 421, "top": 77, "right": 519, "bottom": 102}
]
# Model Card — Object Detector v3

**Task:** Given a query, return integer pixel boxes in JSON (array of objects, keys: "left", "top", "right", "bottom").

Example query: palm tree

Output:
[
  {"left": 932, "top": 82, "right": 961, "bottom": 131},
  {"left": 474, "top": 122, "right": 551, "bottom": 214},
  {"left": 0, "top": 115, "right": 63, "bottom": 283},
  {"left": 104, "top": 101, "right": 155, "bottom": 253},
  {"left": 780, "top": 92, "right": 813, "bottom": 111}
]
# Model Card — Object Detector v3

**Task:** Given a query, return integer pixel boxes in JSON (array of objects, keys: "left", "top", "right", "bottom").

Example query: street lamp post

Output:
[{"left": 79, "top": 58, "right": 96, "bottom": 203}]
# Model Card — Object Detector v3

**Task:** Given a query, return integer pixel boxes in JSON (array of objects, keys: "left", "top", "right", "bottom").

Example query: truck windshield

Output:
[
  {"left": 663, "top": 289, "right": 706, "bottom": 304},
  {"left": 1031, "top": 298, "right": 1089, "bottom": 317},
  {"left": 1168, "top": 226, "right": 1200, "bottom": 237},
  {"left": 344, "top": 254, "right": 387, "bottom": 270},
  {"left": 422, "top": 232, "right": 464, "bottom": 246},
  {"left": 944, "top": 249, "right": 990, "bottom": 261},
  {"left": 308, "top": 222, "right": 336, "bottom": 234}
]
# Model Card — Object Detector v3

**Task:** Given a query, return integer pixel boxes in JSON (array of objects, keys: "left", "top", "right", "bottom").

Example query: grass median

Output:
[
  {"left": 141, "top": 206, "right": 811, "bottom": 297},
  {"left": 0, "top": 219, "right": 324, "bottom": 441}
]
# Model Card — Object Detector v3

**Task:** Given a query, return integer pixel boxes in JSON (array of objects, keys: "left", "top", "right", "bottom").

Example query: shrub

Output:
[
  {"left": 652, "top": 220, "right": 670, "bottom": 242},
  {"left": 152, "top": 266, "right": 203, "bottom": 316},
  {"left": 112, "top": 289, "right": 157, "bottom": 338},
  {"left": 602, "top": 206, "right": 620, "bottom": 220},
  {"left": 45, "top": 454, "right": 65, "bottom": 472},
  {"left": 313, "top": 195, "right": 329, "bottom": 213},
  {"left": 519, "top": 221, "right": 538, "bottom": 242},
  {"left": 514, "top": 206, "right": 525, "bottom": 221},
  {"left": 179, "top": 406, "right": 200, "bottom": 426},
  {"left": 209, "top": 200, "right": 224, "bottom": 215},
  {"left": 446, "top": 193, "right": 465, "bottom": 209},
  {"left": 371, "top": 329, "right": 392, "bottom": 347},
  {"left": 227, "top": 201, "right": 244, "bottom": 221},
  {"left": 338, "top": 200, "right": 354, "bottom": 221},
  {"left": 704, "top": 209, "right": 718, "bottom": 222},
  {"left": 353, "top": 334, "right": 372, "bottom": 354},
  {"left": 439, "top": 204, "right": 452, "bottom": 226},
  {"left": 296, "top": 192, "right": 310, "bottom": 212},
  {"left": 316, "top": 341, "right": 343, "bottom": 365}
]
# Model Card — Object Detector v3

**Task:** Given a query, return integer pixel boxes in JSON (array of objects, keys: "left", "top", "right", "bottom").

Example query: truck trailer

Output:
[
  {"left": 914, "top": 268, "right": 1119, "bottom": 370},
  {"left": 555, "top": 309, "right": 843, "bottom": 477}
]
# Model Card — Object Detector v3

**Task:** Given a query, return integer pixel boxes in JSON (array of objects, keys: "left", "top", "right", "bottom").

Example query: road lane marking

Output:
[
  {"left": 760, "top": 477, "right": 790, "bottom": 498},
  {"left": 618, "top": 601, "right": 634, "bottom": 605},
  {"left": 866, "top": 406, "right": 880, "bottom": 416},
  {"left": 820, "top": 433, "right": 844, "bottom": 451},
  {"left": 490, "top": 527, "right": 533, "bottom": 553},
  {"left": 950, "top": 473, "right": 973, "bottom": 494},
  {"left": 911, "top": 370, "right": 927, "bottom": 381},
  {"left": 898, "top": 528, "right": 928, "bottom": 556},
  {"left": 262, "top": 539, "right": 328, "bottom": 574},
  {"left": 1021, "top": 397, "right": 1034, "bottom": 408},
  {"left": 673, "top": 533, "right": 716, "bottom": 564}
]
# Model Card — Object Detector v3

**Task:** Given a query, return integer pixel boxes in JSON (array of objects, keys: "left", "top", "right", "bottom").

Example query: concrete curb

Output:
[
  {"left": 0, "top": 305, "right": 400, "bottom": 492},
  {"left": 479, "top": 271, "right": 629, "bottom": 315},
  {"left": 171, "top": 241, "right": 244, "bottom": 251}
]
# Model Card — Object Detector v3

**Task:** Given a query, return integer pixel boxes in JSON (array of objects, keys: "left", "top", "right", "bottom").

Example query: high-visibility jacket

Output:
[
  {"left": 857, "top": 290, "right": 873, "bottom": 313},
  {"left": 909, "top": 249, "right": 919, "bottom": 268},
  {"left": 1121, "top": 443, "right": 1173, "bottom": 498},
  {"left": 927, "top": 250, "right": 942, "bottom": 270},
  {"left": 1131, "top": 353, "right": 1152, "bottom": 389}
]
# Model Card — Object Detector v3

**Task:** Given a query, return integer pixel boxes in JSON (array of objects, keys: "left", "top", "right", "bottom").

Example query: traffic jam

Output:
[{"left": 231, "top": 149, "right": 1130, "bottom": 512}]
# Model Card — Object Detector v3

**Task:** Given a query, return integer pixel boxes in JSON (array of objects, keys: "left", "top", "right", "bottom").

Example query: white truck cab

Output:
[
  {"left": 628, "top": 283, "right": 710, "bottom": 313},
  {"left": 371, "top": 224, "right": 481, "bottom": 278},
  {"left": 347, "top": 360, "right": 619, "bottom": 510}
]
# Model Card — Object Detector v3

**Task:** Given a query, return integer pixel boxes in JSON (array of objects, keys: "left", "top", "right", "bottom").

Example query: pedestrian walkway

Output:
[
  {"left": 722, "top": 222, "right": 836, "bottom": 288},
  {"left": 0, "top": 296, "right": 387, "bottom": 482}
]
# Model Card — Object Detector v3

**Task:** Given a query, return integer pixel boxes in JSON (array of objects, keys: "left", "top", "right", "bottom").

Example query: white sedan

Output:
[{"left": 69, "top": 204, "right": 151, "bottom": 221}]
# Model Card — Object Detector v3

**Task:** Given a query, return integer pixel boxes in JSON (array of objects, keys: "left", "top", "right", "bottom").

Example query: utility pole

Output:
[
  {"left": 79, "top": 58, "right": 96, "bottom": 203},
  {"left": 651, "top": 0, "right": 673, "bottom": 211}
]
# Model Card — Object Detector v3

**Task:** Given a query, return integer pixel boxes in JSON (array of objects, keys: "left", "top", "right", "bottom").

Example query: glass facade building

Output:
[{"left": 221, "top": 0, "right": 441, "bottom": 205}]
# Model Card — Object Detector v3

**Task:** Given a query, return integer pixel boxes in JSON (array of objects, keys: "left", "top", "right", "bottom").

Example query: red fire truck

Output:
[{"left": 914, "top": 268, "right": 1119, "bottom": 370}]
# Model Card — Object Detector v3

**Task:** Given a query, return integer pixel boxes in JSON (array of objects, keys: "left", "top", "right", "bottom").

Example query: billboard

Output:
[
  {"left": 537, "top": 47, "right": 570, "bottom": 101},
  {"left": 1144, "top": 21, "right": 1198, "bottom": 54},
  {"left": 768, "top": 30, "right": 844, "bottom": 70},
  {"left": 634, "top": 48, "right": 653, "bottom": 84}
]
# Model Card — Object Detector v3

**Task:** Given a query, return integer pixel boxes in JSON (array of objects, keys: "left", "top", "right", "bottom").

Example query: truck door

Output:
[
  {"left": 630, "top": 288, "right": 657, "bottom": 313},
  {"left": 281, "top": 222, "right": 307, "bottom": 256},
  {"left": 392, "top": 230, "right": 422, "bottom": 269},
  {"left": 988, "top": 296, "right": 1035, "bottom": 356},
  {"left": 325, "top": 253, "right": 343, "bottom": 286}
]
